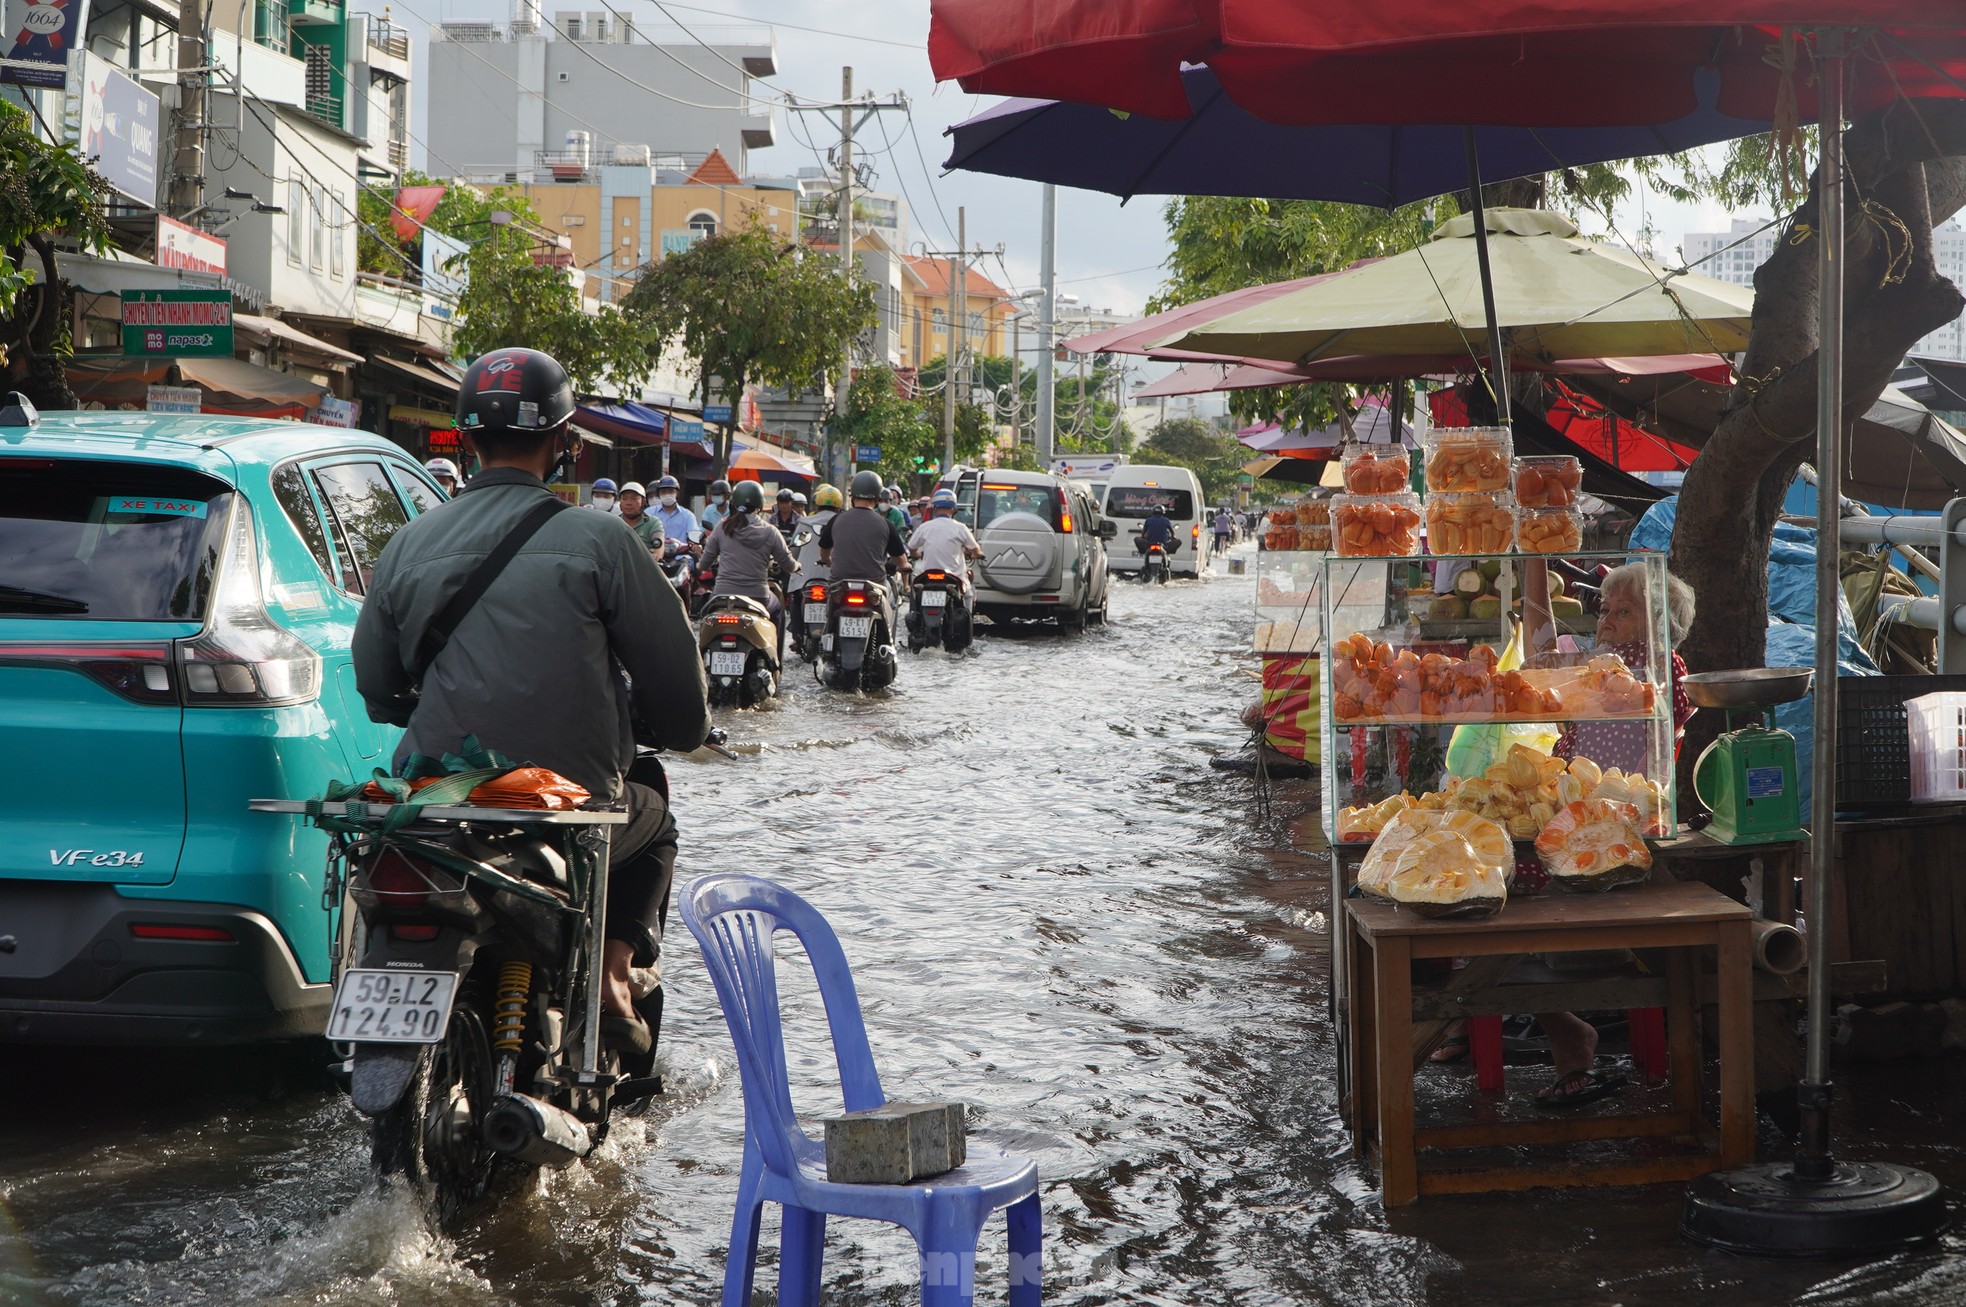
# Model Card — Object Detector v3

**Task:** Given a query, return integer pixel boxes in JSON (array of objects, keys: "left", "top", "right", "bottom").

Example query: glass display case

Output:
[
  {"left": 1318, "top": 550, "right": 1676, "bottom": 847},
  {"left": 1254, "top": 549, "right": 1329, "bottom": 655}
]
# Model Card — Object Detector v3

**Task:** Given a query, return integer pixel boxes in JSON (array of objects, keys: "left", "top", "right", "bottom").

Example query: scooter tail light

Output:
[
  {"left": 845, "top": 592, "right": 867, "bottom": 606},
  {"left": 806, "top": 584, "right": 827, "bottom": 602},
  {"left": 714, "top": 613, "right": 743, "bottom": 625}
]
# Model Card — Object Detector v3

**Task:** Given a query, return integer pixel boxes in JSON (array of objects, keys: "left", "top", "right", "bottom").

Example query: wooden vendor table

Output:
[{"left": 1345, "top": 878, "right": 1755, "bottom": 1207}]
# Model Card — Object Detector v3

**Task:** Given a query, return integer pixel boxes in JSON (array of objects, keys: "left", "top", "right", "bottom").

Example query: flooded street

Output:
[{"left": 5, "top": 551, "right": 1966, "bottom": 1306}]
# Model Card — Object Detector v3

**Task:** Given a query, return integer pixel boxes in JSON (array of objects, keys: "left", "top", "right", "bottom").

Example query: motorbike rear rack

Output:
[{"left": 252, "top": 799, "right": 629, "bottom": 1078}]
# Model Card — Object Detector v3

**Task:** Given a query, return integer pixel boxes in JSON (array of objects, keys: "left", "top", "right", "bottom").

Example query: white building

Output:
[
  {"left": 423, "top": 12, "right": 776, "bottom": 183},
  {"left": 1684, "top": 216, "right": 1966, "bottom": 361},
  {"left": 793, "top": 165, "right": 909, "bottom": 251}
]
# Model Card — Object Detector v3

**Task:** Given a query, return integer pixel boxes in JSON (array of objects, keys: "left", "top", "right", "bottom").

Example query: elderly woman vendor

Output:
[{"left": 1513, "top": 558, "right": 1696, "bottom": 1106}]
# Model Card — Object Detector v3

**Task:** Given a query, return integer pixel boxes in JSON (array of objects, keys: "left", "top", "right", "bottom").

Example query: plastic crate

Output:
[
  {"left": 1907, "top": 693, "right": 1966, "bottom": 804},
  {"left": 1836, "top": 674, "right": 1966, "bottom": 808}
]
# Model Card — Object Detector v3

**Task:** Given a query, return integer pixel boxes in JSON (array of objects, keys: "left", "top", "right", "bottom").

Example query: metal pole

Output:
[
  {"left": 836, "top": 67, "right": 855, "bottom": 433},
  {"left": 1462, "top": 127, "right": 1511, "bottom": 424},
  {"left": 170, "top": 0, "right": 209, "bottom": 216},
  {"left": 1010, "top": 311, "right": 1022, "bottom": 445},
  {"left": 1799, "top": 29, "right": 1845, "bottom": 1181},
  {"left": 1036, "top": 183, "right": 1057, "bottom": 467},
  {"left": 942, "top": 209, "right": 962, "bottom": 471}
]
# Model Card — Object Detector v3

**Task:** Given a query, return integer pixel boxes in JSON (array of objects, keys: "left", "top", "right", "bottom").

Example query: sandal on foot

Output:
[
  {"left": 601, "top": 1012, "right": 652, "bottom": 1057},
  {"left": 1428, "top": 1035, "right": 1470, "bottom": 1064},
  {"left": 1535, "top": 1068, "right": 1626, "bottom": 1109}
]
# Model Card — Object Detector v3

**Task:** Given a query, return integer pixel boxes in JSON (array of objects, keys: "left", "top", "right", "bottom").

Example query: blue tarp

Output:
[{"left": 1632, "top": 496, "right": 1879, "bottom": 812}]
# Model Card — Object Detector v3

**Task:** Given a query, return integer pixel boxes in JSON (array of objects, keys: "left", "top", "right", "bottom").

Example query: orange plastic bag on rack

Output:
[{"left": 361, "top": 767, "right": 591, "bottom": 810}]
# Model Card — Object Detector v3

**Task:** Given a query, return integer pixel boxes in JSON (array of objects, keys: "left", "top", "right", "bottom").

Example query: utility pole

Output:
[
  {"left": 941, "top": 207, "right": 966, "bottom": 474},
  {"left": 169, "top": 0, "right": 209, "bottom": 216},
  {"left": 835, "top": 65, "right": 854, "bottom": 467},
  {"left": 1035, "top": 183, "right": 1057, "bottom": 468},
  {"left": 1009, "top": 310, "right": 1022, "bottom": 446}
]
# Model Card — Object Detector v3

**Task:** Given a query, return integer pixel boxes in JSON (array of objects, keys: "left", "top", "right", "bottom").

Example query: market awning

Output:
[
  {"left": 729, "top": 436, "right": 817, "bottom": 479},
  {"left": 234, "top": 313, "right": 364, "bottom": 366},
  {"left": 575, "top": 399, "right": 669, "bottom": 447},
  {"left": 177, "top": 356, "right": 326, "bottom": 407},
  {"left": 370, "top": 355, "right": 461, "bottom": 395},
  {"left": 46, "top": 250, "right": 224, "bottom": 296}
]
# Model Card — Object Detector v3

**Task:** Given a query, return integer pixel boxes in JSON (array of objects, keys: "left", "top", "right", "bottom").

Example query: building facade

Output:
[{"left": 423, "top": 15, "right": 775, "bottom": 183}]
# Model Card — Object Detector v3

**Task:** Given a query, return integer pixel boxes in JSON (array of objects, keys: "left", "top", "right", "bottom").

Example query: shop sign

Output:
[
  {"left": 144, "top": 384, "right": 201, "bottom": 414},
  {"left": 0, "top": 0, "right": 88, "bottom": 89},
  {"left": 660, "top": 229, "right": 702, "bottom": 258},
  {"left": 121, "top": 289, "right": 231, "bottom": 357},
  {"left": 702, "top": 404, "right": 733, "bottom": 424},
  {"left": 422, "top": 229, "right": 468, "bottom": 321},
  {"left": 155, "top": 215, "right": 225, "bottom": 274},
  {"left": 855, "top": 445, "right": 881, "bottom": 464},
  {"left": 668, "top": 415, "right": 703, "bottom": 444},
  {"left": 312, "top": 396, "right": 359, "bottom": 428},
  {"left": 67, "top": 50, "right": 155, "bottom": 204}
]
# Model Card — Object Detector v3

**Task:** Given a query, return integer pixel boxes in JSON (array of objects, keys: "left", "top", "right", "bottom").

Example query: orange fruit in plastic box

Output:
[
  {"left": 1333, "top": 493, "right": 1421, "bottom": 556},
  {"left": 1343, "top": 449, "right": 1411, "bottom": 494},
  {"left": 1423, "top": 428, "right": 1513, "bottom": 491},
  {"left": 1425, "top": 492, "right": 1516, "bottom": 555},
  {"left": 1517, "top": 506, "right": 1583, "bottom": 554},
  {"left": 1514, "top": 455, "right": 1583, "bottom": 508}
]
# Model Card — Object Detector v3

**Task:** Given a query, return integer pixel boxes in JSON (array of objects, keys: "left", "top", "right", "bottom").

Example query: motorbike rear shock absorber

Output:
[{"left": 493, "top": 961, "right": 532, "bottom": 1095}]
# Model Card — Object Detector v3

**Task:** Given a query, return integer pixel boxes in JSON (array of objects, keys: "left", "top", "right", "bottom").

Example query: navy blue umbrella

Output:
[{"left": 944, "top": 65, "right": 1768, "bottom": 209}]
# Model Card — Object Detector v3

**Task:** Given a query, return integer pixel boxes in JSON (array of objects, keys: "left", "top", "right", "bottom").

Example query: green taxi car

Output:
[{"left": 0, "top": 406, "right": 446, "bottom": 1044}]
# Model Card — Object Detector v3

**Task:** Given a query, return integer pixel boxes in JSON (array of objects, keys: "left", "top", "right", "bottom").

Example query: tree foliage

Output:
[
  {"left": 0, "top": 102, "right": 112, "bottom": 406},
  {"left": 448, "top": 220, "right": 653, "bottom": 396},
  {"left": 622, "top": 222, "right": 877, "bottom": 471},
  {"left": 1137, "top": 416, "right": 1245, "bottom": 501},
  {"left": 356, "top": 169, "right": 529, "bottom": 278},
  {"left": 835, "top": 360, "right": 997, "bottom": 479}
]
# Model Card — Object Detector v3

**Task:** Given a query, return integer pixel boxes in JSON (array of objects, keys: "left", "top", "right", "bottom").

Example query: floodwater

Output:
[{"left": 4, "top": 549, "right": 1966, "bottom": 1307}]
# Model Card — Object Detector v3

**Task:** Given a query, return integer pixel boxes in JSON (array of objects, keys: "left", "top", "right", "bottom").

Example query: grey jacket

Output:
[
  {"left": 700, "top": 513, "right": 798, "bottom": 602},
  {"left": 352, "top": 467, "right": 709, "bottom": 800}
]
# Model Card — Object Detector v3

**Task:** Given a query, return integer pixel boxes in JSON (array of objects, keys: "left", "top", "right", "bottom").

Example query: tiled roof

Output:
[{"left": 686, "top": 148, "right": 743, "bottom": 186}]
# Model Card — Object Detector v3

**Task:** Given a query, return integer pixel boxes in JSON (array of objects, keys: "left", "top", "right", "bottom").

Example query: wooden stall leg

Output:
[
  {"left": 1350, "top": 925, "right": 1378, "bottom": 1159},
  {"left": 1375, "top": 936, "right": 1418, "bottom": 1207},
  {"left": 1666, "top": 949, "right": 1701, "bottom": 1118},
  {"left": 1716, "top": 923, "right": 1756, "bottom": 1167}
]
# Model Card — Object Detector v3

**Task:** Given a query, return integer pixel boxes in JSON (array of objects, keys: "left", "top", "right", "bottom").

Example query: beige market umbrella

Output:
[{"left": 1154, "top": 208, "right": 1755, "bottom": 368}]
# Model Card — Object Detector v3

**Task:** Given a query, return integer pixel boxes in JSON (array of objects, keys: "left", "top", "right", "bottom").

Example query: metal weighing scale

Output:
[{"left": 1686, "top": 668, "right": 1814, "bottom": 845}]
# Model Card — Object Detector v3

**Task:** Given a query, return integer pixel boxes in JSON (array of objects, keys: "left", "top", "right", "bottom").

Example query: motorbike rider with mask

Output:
[
  {"left": 797, "top": 483, "right": 841, "bottom": 582},
  {"left": 819, "top": 469, "right": 910, "bottom": 639},
  {"left": 352, "top": 347, "right": 709, "bottom": 1056},
  {"left": 651, "top": 474, "right": 698, "bottom": 556},
  {"left": 907, "top": 488, "right": 983, "bottom": 591},
  {"left": 698, "top": 480, "right": 798, "bottom": 660},
  {"left": 699, "top": 479, "right": 732, "bottom": 532}
]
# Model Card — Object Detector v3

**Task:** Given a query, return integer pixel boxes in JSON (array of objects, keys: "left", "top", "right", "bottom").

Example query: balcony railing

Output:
[
  {"left": 305, "top": 91, "right": 344, "bottom": 128},
  {"left": 368, "top": 18, "right": 410, "bottom": 59},
  {"left": 387, "top": 139, "right": 408, "bottom": 169}
]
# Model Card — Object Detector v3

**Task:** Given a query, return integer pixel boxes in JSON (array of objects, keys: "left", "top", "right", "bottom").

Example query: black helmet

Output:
[
  {"left": 455, "top": 348, "right": 573, "bottom": 437},
  {"left": 730, "top": 480, "right": 765, "bottom": 513},
  {"left": 776, "top": 488, "right": 795, "bottom": 503},
  {"left": 654, "top": 474, "right": 680, "bottom": 492},
  {"left": 709, "top": 479, "right": 731, "bottom": 497},
  {"left": 850, "top": 469, "right": 884, "bottom": 501}
]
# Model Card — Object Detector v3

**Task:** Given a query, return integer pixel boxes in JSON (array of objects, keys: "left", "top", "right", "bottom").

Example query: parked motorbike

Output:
[
  {"left": 262, "top": 743, "right": 719, "bottom": 1218},
  {"left": 820, "top": 577, "right": 897, "bottom": 691},
  {"left": 1140, "top": 538, "right": 1178, "bottom": 584},
  {"left": 698, "top": 593, "right": 780, "bottom": 707},
  {"left": 794, "top": 579, "right": 830, "bottom": 663},
  {"left": 905, "top": 569, "right": 972, "bottom": 653}
]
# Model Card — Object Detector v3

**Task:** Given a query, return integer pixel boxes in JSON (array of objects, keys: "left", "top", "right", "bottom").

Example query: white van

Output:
[{"left": 1101, "top": 464, "right": 1209, "bottom": 577}]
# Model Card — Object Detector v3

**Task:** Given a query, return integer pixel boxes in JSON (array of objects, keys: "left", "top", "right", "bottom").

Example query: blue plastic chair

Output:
[{"left": 681, "top": 873, "right": 1043, "bottom": 1307}]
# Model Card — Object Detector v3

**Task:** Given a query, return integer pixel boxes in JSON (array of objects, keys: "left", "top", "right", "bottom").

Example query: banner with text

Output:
[
  {"left": 0, "top": 0, "right": 88, "bottom": 89},
  {"left": 121, "top": 289, "right": 233, "bottom": 357},
  {"left": 68, "top": 49, "right": 156, "bottom": 205}
]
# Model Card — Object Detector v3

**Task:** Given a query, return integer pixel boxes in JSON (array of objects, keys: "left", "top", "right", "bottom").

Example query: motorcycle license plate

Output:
[
  {"left": 326, "top": 968, "right": 458, "bottom": 1044},
  {"left": 804, "top": 602, "right": 828, "bottom": 625},
  {"left": 838, "top": 615, "right": 873, "bottom": 638},
  {"left": 710, "top": 651, "right": 747, "bottom": 676},
  {"left": 919, "top": 590, "right": 947, "bottom": 608}
]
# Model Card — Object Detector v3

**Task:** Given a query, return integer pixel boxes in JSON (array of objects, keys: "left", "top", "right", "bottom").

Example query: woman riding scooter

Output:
[{"left": 698, "top": 480, "right": 799, "bottom": 659}]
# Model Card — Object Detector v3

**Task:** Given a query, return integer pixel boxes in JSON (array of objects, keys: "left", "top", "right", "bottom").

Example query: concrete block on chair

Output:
[{"left": 824, "top": 1100, "right": 967, "bottom": 1183}]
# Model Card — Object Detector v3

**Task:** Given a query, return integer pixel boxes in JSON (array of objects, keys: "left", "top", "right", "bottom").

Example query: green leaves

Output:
[
  {"left": 1137, "top": 416, "right": 1245, "bottom": 501},
  {"left": 0, "top": 108, "right": 112, "bottom": 340}
]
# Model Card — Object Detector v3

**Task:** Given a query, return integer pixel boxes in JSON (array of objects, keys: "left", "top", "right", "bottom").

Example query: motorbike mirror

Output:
[{"left": 689, "top": 529, "right": 707, "bottom": 544}]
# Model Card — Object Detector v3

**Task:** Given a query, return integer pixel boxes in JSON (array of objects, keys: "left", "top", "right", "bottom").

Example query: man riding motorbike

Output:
[
  {"left": 651, "top": 474, "right": 698, "bottom": 557},
  {"left": 768, "top": 487, "right": 803, "bottom": 541},
  {"left": 797, "top": 483, "right": 841, "bottom": 582},
  {"left": 617, "top": 481, "right": 664, "bottom": 560},
  {"left": 585, "top": 476, "right": 620, "bottom": 514},
  {"left": 881, "top": 485, "right": 911, "bottom": 537},
  {"left": 907, "top": 488, "right": 982, "bottom": 590},
  {"left": 699, "top": 479, "right": 732, "bottom": 532},
  {"left": 425, "top": 457, "right": 461, "bottom": 496},
  {"left": 698, "top": 480, "right": 799, "bottom": 660},
  {"left": 351, "top": 347, "right": 709, "bottom": 1056},
  {"left": 819, "top": 469, "right": 909, "bottom": 635}
]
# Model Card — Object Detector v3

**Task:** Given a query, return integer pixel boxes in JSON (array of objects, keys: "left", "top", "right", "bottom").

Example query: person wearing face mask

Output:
[
  {"left": 617, "top": 482, "right": 663, "bottom": 559},
  {"left": 586, "top": 477, "right": 620, "bottom": 514},
  {"left": 700, "top": 479, "right": 732, "bottom": 532},
  {"left": 650, "top": 474, "right": 698, "bottom": 555}
]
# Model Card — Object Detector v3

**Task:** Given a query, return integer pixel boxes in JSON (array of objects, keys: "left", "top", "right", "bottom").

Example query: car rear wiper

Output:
[{"left": 0, "top": 585, "right": 89, "bottom": 613}]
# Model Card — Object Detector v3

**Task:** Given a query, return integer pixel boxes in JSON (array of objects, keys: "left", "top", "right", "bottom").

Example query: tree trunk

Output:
[
  {"left": 3, "top": 238, "right": 77, "bottom": 411},
  {"left": 1669, "top": 101, "right": 1966, "bottom": 792}
]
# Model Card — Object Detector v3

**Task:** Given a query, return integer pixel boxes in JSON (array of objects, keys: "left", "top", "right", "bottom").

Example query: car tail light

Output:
[
  {"left": 130, "top": 923, "right": 234, "bottom": 942},
  {"left": 176, "top": 500, "right": 321, "bottom": 707},
  {"left": 1057, "top": 488, "right": 1074, "bottom": 534},
  {"left": 1192, "top": 524, "right": 1201, "bottom": 541},
  {"left": 0, "top": 641, "right": 178, "bottom": 704}
]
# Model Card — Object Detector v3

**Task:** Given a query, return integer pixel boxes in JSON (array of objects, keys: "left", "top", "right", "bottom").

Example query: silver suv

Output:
[{"left": 940, "top": 468, "right": 1115, "bottom": 632}]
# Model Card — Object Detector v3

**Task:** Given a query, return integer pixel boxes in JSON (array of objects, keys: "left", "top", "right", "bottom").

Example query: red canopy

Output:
[
  {"left": 930, "top": 5, "right": 1966, "bottom": 125},
  {"left": 1430, "top": 384, "right": 1699, "bottom": 474}
]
